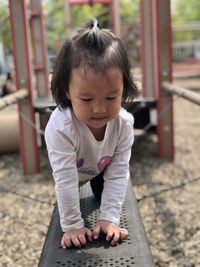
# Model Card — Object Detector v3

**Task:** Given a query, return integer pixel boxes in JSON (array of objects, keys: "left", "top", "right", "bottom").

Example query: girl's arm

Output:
[
  {"left": 93, "top": 120, "right": 134, "bottom": 244},
  {"left": 99, "top": 120, "right": 134, "bottom": 225},
  {"left": 45, "top": 117, "right": 84, "bottom": 232},
  {"left": 45, "top": 123, "right": 94, "bottom": 248}
]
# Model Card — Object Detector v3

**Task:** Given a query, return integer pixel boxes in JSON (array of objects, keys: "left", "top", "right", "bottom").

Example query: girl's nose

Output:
[{"left": 93, "top": 101, "right": 106, "bottom": 113}]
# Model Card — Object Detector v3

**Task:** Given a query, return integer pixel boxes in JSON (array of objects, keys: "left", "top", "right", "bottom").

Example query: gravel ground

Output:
[
  {"left": 131, "top": 95, "right": 200, "bottom": 267},
  {"left": 0, "top": 79, "right": 200, "bottom": 267}
]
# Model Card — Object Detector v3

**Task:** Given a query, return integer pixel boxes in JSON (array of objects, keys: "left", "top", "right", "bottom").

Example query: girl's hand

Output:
[
  {"left": 93, "top": 220, "right": 128, "bottom": 246},
  {"left": 61, "top": 227, "right": 93, "bottom": 249}
]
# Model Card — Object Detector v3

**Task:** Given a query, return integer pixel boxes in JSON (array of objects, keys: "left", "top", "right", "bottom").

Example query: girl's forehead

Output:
[
  {"left": 71, "top": 66, "right": 122, "bottom": 80},
  {"left": 69, "top": 66, "right": 123, "bottom": 94}
]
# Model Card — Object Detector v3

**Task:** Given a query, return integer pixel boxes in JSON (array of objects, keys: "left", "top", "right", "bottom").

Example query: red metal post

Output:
[
  {"left": 64, "top": 0, "right": 73, "bottom": 38},
  {"left": 152, "top": 0, "right": 174, "bottom": 159},
  {"left": 9, "top": 0, "right": 40, "bottom": 174},
  {"left": 29, "top": 0, "right": 50, "bottom": 147},
  {"left": 140, "top": 0, "right": 156, "bottom": 98},
  {"left": 29, "top": 0, "right": 50, "bottom": 97},
  {"left": 110, "top": 0, "right": 121, "bottom": 37}
]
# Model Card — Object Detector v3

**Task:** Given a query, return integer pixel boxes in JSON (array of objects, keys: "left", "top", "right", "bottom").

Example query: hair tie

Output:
[
  {"left": 91, "top": 18, "right": 100, "bottom": 32},
  {"left": 92, "top": 18, "right": 98, "bottom": 29}
]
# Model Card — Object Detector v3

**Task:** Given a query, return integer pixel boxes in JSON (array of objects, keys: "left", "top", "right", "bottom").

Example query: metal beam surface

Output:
[{"left": 38, "top": 180, "right": 155, "bottom": 267}]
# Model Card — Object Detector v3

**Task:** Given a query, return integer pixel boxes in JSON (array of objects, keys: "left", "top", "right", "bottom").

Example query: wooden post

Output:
[
  {"left": 9, "top": 0, "right": 40, "bottom": 174},
  {"left": 152, "top": 0, "right": 174, "bottom": 160}
]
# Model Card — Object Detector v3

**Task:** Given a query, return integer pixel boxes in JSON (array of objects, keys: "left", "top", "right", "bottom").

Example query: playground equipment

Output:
[
  {"left": 0, "top": 105, "right": 19, "bottom": 152},
  {"left": 163, "top": 81, "right": 200, "bottom": 106},
  {"left": 5, "top": 0, "right": 49, "bottom": 174},
  {"left": 141, "top": 0, "right": 174, "bottom": 159},
  {"left": 38, "top": 179, "right": 155, "bottom": 267},
  {"left": 0, "top": 89, "right": 28, "bottom": 153},
  {"left": 1, "top": 0, "right": 199, "bottom": 174}
]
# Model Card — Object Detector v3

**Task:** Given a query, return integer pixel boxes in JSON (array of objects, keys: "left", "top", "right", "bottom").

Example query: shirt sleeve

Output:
[
  {"left": 44, "top": 115, "right": 84, "bottom": 232},
  {"left": 98, "top": 117, "right": 134, "bottom": 225}
]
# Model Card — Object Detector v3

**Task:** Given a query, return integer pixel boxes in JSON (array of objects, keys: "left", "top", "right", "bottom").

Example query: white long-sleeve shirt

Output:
[{"left": 45, "top": 107, "right": 134, "bottom": 232}]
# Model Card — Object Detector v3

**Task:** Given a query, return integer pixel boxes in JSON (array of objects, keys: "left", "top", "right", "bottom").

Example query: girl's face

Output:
[{"left": 67, "top": 66, "right": 123, "bottom": 132}]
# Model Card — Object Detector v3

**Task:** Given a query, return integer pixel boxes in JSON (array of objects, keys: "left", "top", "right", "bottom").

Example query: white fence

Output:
[{"left": 172, "top": 21, "right": 200, "bottom": 61}]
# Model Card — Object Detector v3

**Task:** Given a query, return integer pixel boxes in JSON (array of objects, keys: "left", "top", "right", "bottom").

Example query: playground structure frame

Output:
[{"left": 3, "top": 0, "right": 199, "bottom": 174}]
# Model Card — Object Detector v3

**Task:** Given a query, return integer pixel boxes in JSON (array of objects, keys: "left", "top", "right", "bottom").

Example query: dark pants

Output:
[{"left": 90, "top": 172, "right": 104, "bottom": 200}]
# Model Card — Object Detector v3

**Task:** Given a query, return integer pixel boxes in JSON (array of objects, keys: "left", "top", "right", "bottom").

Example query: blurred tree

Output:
[
  {"left": 43, "top": 0, "right": 140, "bottom": 52},
  {"left": 0, "top": 1, "right": 11, "bottom": 57},
  {"left": 172, "top": 0, "right": 200, "bottom": 22},
  {"left": 43, "top": 1, "right": 111, "bottom": 52},
  {"left": 43, "top": 0, "right": 65, "bottom": 53},
  {"left": 172, "top": 0, "right": 200, "bottom": 41},
  {"left": 120, "top": 0, "right": 140, "bottom": 23},
  {"left": 71, "top": 4, "right": 108, "bottom": 28}
]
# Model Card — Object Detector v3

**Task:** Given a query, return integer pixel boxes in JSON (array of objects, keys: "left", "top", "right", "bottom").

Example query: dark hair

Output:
[{"left": 51, "top": 18, "right": 138, "bottom": 108}]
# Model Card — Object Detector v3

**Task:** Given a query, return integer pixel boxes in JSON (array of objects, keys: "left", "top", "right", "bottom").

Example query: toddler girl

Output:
[{"left": 45, "top": 18, "right": 138, "bottom": 249}]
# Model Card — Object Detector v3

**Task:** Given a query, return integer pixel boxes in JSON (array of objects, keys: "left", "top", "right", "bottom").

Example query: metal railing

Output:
[
  {"left": 162, "top": 81, "right": 200, "bottom": 106},
  {"left": 0, "top": 89, "right": 28, "bottom": 110}
]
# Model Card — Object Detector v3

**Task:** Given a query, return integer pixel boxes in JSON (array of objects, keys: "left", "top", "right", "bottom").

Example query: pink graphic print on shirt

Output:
[
  {"left": 76, "top": 156, "right": 112, "bottom": 175},
  {"left": 98, "top": 156, "right": 112, "bottom": 172}
]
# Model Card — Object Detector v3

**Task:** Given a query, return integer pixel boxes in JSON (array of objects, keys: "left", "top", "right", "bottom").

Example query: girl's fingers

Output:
[
  {"left": 111, "top": 232, "right": 120, "bottom": 246},
  {"left": 61, "top": 227, "right": 93, "bottom": 249},
  {"left": 61, "top": 226, "right": 128, "bottom": 249},
  {"left": 85, "top": 228, "right": 93, "bottom": 241},
  {"left": 61, "top": 238, "right": 67, "bottom": 249},
  {"left": 106, "top": 231, "right": 114, "bottom": 241},
  {"left": 93, "top": 224, "right": 101, "bottom": 239},
  {"left": 78, "top": 233, "right": 87, "bottom": 246},
  {"left": 120, "top": 229, "right": 128, "bottom": 240},
  {"left": 61, "top": 234, "right": 72, "bottom": 249},
  {"left": 107, "top": 227, "right": 128, "bottom": 245},
  {"left": 71, "top": 235, "right": 81, "bottom": 247}
]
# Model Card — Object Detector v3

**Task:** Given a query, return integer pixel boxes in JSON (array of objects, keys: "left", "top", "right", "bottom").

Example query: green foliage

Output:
[
  {"left": 43, "top": 0, "right": 140, "bottom": 52},
  {"left": 120, "top": 0, "right": 140, "bottom": 23},
  {"left": 71, "top": 4, "right": 109, "bottom": 28},
  {"left": 43, "top": 0, "right": 65, "bottom": 52},
  {"left": 0, "top": 1, "right": 11, "bottom": 54},
  {"left": 172, "top": 0, "right": 200, "bottom": 41},
  {"left": 172, "top": 0, "right": 200, "bottom": 23},
  {"left": 43, "top": 1, "right": 110, "bottom": 52}
]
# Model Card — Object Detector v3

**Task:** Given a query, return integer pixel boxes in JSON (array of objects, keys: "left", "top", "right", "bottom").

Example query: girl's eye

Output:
[
  {"left": 80, "top": 98, "right": 92, "bottom": 102},
  {"left": 106, "top": 97, "right": 116, "bottom": 100}
]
